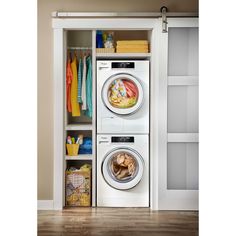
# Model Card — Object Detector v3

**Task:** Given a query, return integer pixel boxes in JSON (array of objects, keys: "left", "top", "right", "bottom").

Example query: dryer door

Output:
[
  {"left": 102, "top": 148, "right": 144, "bottom": 190},
  {"left": 102, "top": 73, "right": 144, "bottom": 115}
]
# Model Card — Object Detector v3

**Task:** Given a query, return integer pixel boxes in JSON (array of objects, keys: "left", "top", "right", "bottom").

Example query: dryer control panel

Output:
[{"left": 111, "top": 136, "right": 134, "bottom": 143}]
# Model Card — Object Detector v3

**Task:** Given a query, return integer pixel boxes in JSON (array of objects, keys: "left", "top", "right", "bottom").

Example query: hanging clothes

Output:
[
  {"left": 66, "top": 57, "right": 73, "bottom": 113},
  {"left": 77, "top": 57, "right": 83, "bottom": 103},
  {"left": 85, "top": 56, "right": 92, "bottom": 118},
  {"left": 70, "top": 56, "right": 81, "bottom": 117},
  {"left": 81, "top": 55, "right": 87, "bottom": 110}
]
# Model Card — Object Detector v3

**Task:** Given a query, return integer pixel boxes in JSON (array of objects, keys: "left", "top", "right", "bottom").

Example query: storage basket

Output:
[
  {"left": 66, "top": 169, "right": 91, "bottom": 206},
  {"left": 66, "top": 144, "right": 80, "bottom": 156}
]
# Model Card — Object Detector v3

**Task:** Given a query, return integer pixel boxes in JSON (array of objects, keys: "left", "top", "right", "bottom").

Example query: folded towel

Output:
[
  {"left": 116, "top": 45, "right": 149, "bottom": 50},
  {"left": 116, "top": 48, "right": 149, "bottom": 53},
  {"left": 116, "top": 40, "right": 148, "bottom": 46}
]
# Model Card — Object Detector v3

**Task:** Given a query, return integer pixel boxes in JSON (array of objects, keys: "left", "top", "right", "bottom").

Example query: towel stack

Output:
[{"left": 116, "top": 40, "right": 149, "bottom": 53}]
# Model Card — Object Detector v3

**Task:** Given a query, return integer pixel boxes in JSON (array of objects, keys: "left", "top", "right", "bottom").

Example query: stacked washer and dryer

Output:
[{"left": 96, "top": 60, "right": 149, "bottom": 207}]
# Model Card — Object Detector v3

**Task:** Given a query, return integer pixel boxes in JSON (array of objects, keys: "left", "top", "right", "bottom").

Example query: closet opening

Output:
[{"left": 65, "top": 30, "right": 93, "bottom": 125}]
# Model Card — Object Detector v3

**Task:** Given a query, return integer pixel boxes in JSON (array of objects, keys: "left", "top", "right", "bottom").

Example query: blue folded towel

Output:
[{"left": 79, "top": 137, "right": 92, "bottom": 154}]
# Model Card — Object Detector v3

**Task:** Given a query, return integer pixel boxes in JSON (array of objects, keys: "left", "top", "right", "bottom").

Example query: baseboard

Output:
[{"left": 38, "top": 200, "right": 54, "bottom": 210}]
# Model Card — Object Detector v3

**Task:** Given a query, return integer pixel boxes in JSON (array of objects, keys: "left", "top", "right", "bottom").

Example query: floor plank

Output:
[{"left": 38, "top": 208, "right": 198, "bottom": 236}]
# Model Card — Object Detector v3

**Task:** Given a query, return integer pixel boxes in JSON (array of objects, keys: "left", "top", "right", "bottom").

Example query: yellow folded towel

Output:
[
  {"left": 116, "top": 45, "right": 149, "bottom": 50},
  {"left": 116, "top": 40, "right": 148, "bottom": 46},
  {"left": 116, "top": 48, "right": 149, "bottom": 53}
]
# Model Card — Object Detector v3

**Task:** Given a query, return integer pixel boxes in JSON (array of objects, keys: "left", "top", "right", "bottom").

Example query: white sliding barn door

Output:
[{"left": 158, "top": 18, "right": 199, "bottom": 210}]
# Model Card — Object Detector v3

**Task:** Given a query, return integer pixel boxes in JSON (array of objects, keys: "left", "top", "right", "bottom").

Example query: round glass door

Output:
[
  {"left": 102, "top": 73, "right": 144, "bottom": 115},
  {"left": 102, "top": 148, "right": 144, "bottom": 190}
]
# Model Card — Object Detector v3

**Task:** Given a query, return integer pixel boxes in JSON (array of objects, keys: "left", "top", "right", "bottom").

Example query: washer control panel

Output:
[{"left": 98, "top": 136, "right": 135, "bottom": 144}]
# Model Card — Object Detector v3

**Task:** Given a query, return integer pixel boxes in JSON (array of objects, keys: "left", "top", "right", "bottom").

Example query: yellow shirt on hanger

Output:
[{"left": 71, "top": 57, "right": 81, "bottom": 117}]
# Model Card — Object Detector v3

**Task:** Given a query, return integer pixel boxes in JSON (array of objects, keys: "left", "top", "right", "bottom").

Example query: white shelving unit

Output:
[{"left": 53, "top": 20, "right": 156, "bottom": 210}]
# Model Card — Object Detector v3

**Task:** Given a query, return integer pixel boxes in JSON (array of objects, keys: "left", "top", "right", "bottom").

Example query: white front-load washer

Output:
[
  {"left": 97, "top": 134, "right": 149, "bottom": 207},
  {"left": 97, "top": 60, "right": 149, "bottom": 134}
]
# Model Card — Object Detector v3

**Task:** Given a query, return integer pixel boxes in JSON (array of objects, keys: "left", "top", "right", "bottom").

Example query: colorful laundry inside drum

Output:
[{"left": 108, "top": 78, "right": 138, "bottom": 108}]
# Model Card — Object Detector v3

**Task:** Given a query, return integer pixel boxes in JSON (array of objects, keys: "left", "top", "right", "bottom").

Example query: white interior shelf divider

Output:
[
  {"left": 96, "top": 53, "right": 151, "bottom": 59},
  {"left": 65, "top": 124, "right": 93, "bottom": 130},
  {"left": 65, "top": 154, "right": 93, "bottom": 161}
]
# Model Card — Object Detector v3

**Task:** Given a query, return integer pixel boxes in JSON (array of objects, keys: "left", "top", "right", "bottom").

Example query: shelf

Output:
[
  {"left": 66, "top": 124, "right": 92, "bottom": 130},
  {"left": 96, "top": 53, "right": 151, "bottom": 59},
  {"left": 65, "top": 154, "right": 93, "bottom": 160}
]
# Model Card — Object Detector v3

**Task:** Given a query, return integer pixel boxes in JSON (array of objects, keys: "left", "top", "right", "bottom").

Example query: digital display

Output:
[
  {"left": 111, "top": 62, "right": 135, "bottom": 69},
  {"left": 111, "top": 136, "right": 135, "bottom": 143}
]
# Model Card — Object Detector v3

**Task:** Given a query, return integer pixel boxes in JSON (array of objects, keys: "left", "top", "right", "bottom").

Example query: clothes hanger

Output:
[
  {"left": 86, "top": 48, "right": 90, "bottom": 57},
  {"left": 74, "top": 49, "right": 77, "bottom": 59},
  {"left": 80, "top": 49, "right": 83, "bottom": 59},
  {"left": 67, "top": 49, "right": 71, "bottom": 62},
  {"left": 84, "top": 49, "right": 87, "bottom": 58}
]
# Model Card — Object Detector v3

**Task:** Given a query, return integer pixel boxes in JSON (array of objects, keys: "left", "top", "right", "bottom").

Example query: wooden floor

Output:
[{"left": 38, "top": 208, "right": 198, "bottom": 236}]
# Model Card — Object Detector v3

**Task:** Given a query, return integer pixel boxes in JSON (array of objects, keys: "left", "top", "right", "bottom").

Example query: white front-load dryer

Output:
[
  {"left": 97, "top": 61, "right": 149, "bottom": 134},
  {"left": 97, "top": 134, "right": 149, "bottom": 207}
]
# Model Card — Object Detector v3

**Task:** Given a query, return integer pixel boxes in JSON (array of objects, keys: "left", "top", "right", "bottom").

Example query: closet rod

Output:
[
  {"left": 52, "top": 11, "right": 198, "bottom": 18},
  {"left": 67, "top": 47, "right": 92, "bottom": 50}
]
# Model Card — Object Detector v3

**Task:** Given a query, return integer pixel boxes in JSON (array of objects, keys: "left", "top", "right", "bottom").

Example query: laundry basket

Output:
[{"left": 65, "top": 169, "right": 91, "bottom": 206}]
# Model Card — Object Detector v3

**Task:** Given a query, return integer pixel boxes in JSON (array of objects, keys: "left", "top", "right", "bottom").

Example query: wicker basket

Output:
[{"left": 66, "top": 169, "right": 91, "bottom": 206}]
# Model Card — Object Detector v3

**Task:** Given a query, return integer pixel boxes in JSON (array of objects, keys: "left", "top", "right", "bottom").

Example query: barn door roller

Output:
[{"left": 160, "top": 6, "right": 168, "bottom": 33}]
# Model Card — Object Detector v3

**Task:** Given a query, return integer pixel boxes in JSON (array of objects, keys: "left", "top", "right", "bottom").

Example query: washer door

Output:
[
  {"left": 102, "top": 73, "right": 144, "bottom": 115},
  {"left": 102, "top": 148, "right": 144, "bottom": 190}
]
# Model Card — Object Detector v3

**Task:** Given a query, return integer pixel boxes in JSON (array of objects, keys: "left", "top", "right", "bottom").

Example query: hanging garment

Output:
[
  {"left": 71, "top": 56, "right": 81, "bottom": 117},
  {"left": 81, "top": 55, "right": 87, "bottom": 110},
  {"left": 77, "top": 58, "right": 83, "bottom": 103},
  {"left": 66, "top": 58, "right": 73, "bottom": 112},
  {"left": 85, "top": 56, "right": 92, "bottom": 118}
]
